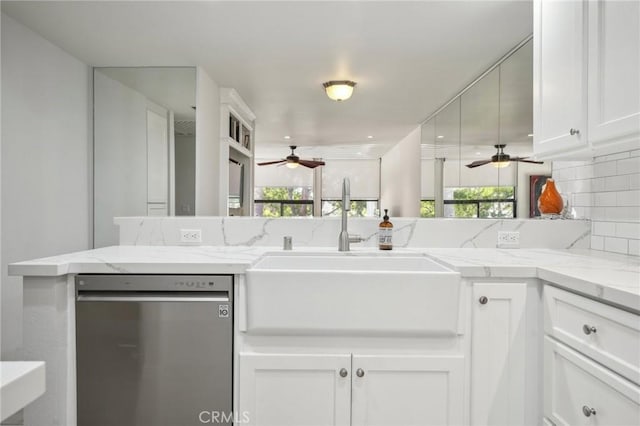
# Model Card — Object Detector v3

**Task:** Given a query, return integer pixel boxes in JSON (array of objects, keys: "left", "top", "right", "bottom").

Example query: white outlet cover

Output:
[{"left": 180, "top": 229, "right": 202, "bottom": 243}]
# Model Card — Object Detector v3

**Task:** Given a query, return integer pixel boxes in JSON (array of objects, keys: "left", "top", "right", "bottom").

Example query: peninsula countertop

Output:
[{"left": 9, "top": 245, "right": 640, "bottom": 312}]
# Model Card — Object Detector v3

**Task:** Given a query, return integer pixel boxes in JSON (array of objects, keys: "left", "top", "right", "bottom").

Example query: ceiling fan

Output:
[
  {"left": 257, "top": 146, "right": 326, "bottom": 169},
  {"left": 465, "top": 144, "right": 544, "bottom": 168}
]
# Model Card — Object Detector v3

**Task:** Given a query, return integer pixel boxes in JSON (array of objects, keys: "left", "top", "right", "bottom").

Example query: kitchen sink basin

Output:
[{"left": 244, "top": 252, "right": 461, "bottom": 336}]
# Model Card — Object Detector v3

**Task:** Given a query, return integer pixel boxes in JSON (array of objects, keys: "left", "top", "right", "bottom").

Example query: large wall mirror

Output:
[
  {"left": 94, "top": 67, "right": 196, "bottom": 246},
  {"left": 421, "top": 39, "right": 550, "bottom": 219}
]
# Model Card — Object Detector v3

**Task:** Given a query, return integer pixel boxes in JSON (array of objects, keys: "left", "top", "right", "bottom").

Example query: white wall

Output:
[
  {"left": 1, "top": 14, "right": 91, "bottom": 358},
  {"left": 93, "top": 71, "right": 147, "bottom": 247},
  {"left": 175, "top": 135, "right": 196, "bottom": 215},
  {"left": 195, "top": 67, "right": 221, "bottom": 215},
  {"left": 553, "top": 148, "right": 640, "bottom": 256},
  {"left": 381, "top": 127, "right": 421, "bottom": 217}
]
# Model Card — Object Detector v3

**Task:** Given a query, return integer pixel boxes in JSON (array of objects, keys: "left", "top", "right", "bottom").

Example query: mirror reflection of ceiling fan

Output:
[
  {"left": 257, "top": 145, "right": 326, "bottom": 169},
  {"left": 465, "top": 144, "right": 544, "bottom": 168}
]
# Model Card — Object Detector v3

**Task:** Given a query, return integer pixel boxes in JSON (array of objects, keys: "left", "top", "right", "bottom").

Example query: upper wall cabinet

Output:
[
  {"left": 587, "top": 0, "right": 640, "bottom": 154},
  {"left": 533, "top": 0, "right": 589, "bottom": 158},
  {"left": 534, "top": 0, "right": 640, "bottom": 160}
]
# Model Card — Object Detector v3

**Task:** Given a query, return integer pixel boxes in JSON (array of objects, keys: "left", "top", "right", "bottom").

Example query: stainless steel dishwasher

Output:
[{"left": 75, "top": 275, "right": 233, "bottom": 426}]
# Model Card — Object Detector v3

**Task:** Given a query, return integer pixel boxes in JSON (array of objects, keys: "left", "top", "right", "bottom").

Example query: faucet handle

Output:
[{"left": 349, "top": 234, "right": 364, "bottom": 243}]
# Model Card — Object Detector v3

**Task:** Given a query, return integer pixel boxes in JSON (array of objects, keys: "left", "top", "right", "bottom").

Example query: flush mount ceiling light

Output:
[{"left": 323, "top": 80, "right": 357, "bottom": 101}]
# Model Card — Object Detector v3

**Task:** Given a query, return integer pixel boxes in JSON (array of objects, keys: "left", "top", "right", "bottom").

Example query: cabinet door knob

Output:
[
  {"left": 356, "top": 368, "right": 365, "bottom": 378},
  {"left": 582, "top": 324, "right": 597, "bottom": 335},
  {"left": 479, "top": 296, "right": 488, "bottom": 305},
  {"left": 570, "top": 128, "right": 580, "bottom": 136},
  {"left": 582, "top": 405, "right": 596, "bottom": 417},
  {"left": 339, "top": 368, "right": 348, "bottom": 378}
]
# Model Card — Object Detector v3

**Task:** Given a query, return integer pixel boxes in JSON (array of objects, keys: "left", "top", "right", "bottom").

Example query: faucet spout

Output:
[{"left": 338, "top": 178, "right": 363, "bottom": 251}]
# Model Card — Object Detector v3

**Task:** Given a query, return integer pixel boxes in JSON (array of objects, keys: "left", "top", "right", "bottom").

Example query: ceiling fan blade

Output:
[
  {"left": 465, "top": 159, "right": 492, "bottom": 168},
  {"left": 298, "top": 159, "right": 326, "bottom": 169},
  {"left": 257, "top": 159, "right": 286, "bottom": 166},
  {"left": 512, "top": 157, "right": 544, "bottom": 164}
]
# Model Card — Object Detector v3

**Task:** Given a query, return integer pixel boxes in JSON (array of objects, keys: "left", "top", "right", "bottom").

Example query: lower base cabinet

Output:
[
  {"left": 239, "top": 353, "right": 464, "bottom": 426},
  {"left": 471, "top": 282, "right": 528, "bottom": 426},
  {"left": 544, "top": 337, "right": 640, "bottom": 426}
]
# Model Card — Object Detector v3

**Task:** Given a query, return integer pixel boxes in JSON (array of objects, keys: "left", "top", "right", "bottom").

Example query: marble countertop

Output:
[
  {"left": 9, "top": 245, "right": 640, "bottom": 312},
  {"left": 0, "top": 361, "right": 46, "bottom": 422}
]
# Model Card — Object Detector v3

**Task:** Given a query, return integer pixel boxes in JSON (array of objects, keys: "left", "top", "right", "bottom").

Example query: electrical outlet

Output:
[
  {"left": 497, "top": 231, "right": 520, "bottom": 248},
  {"left": 180, "top": 229, "right": 202, "bottom": 243}
]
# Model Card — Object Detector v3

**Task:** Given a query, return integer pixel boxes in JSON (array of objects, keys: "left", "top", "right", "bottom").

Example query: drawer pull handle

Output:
[
  {"left": 582, "top": 324, "right": 597, "bottom": 335},
  {"left": 582, "top": 405, "right": 596, "bottom": 417},
  {"left": 356, "top": 368, "right": 365, "bottom": 378},
  {"left": 570, "top": 128, "right": 580, "bottom": 136},
  {"left": 339, "top": 368, "right": 348, "bottom": 378},
  {"left": 479, "top": 296, "right": 488, "bottom": 305}
]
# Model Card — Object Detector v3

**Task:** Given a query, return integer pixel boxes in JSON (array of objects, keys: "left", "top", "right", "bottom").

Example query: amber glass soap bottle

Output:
[{"left": 378, "top": 209, "right": 393, "bottom": 250}]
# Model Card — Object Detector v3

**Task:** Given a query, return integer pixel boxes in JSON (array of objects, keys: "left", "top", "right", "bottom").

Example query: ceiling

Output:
[{"left": 2, "top": 1, "right": 533, "bottom": 158}]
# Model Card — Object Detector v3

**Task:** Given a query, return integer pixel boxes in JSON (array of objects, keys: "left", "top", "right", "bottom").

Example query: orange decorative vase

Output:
[{"left": 538, "top": 178, "right": 563, "bottom": 215}]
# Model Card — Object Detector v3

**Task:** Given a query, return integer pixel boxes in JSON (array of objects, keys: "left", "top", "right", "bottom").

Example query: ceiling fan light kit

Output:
[
  {"left": 323, "top": 80, "right": 357, "bottom": 101},
  {"left": 257, "top": 146, "right": 326, "bottom": 169}
]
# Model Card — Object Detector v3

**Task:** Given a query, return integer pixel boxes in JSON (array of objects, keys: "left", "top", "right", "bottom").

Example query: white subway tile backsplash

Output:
[
  {"left": 593, "top": 221, "right": 616, "bottom": 236},
  {"left": 604, "top": 236, "right": 628, "bottom": 254},
  {"left": 617, "top": 157, "right": 640, "bottom": 175},
  {"left": 575, "top": 165, "right": 594, "bottom": 179},
  {"left": 604, "top": 175, "right": 630, "bottom": 191},
  {"left": 616, "top": 222, "right": 640, "bottom": 239},
  {"left": 553, "top": 145, "right": 640, "bottom": 256},
  {"left": 591, "top": 235, "right": 604, "bottom": 250},
  {"left": 616, "top": 190, "right": 640, "bottom": 207},
  {"left": 605, "top": 206, "right": 640, "bottom": 222},
  {"left": 594, "top": 192, "right": 616, "bottom": 206},
  {"left": 594, "top": 160, "right": 617, "bottom": 177},
  {"left": 573, "top": 192, "right": 593, "bottom": 207}
]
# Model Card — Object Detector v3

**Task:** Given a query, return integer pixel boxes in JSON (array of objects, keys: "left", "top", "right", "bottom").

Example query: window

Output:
[
  {"left": 254, "top": 186, "right": 313, "bottom": 217},
  {"left": 445, "top": 186, "right": 515, "bottom": 218},
  {"left": 421, "top": 187, "right": 516, "bottom": 218},
  {"left": 420, "top": 200, "right": 435, "bottom": 218},
  {"left": 321, "top": 200, "right": 379, "bottom": 217}
]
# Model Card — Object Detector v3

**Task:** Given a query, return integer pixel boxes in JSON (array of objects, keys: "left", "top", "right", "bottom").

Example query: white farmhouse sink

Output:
[{"left": 244, "top": 252, "right": 461, "bottom": 336}]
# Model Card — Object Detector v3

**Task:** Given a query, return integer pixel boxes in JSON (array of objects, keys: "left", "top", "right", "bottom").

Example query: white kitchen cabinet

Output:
[
  {"left": 239, "top": 353, "right": 464, "bottom": 426},
  {"left": 544, "top": 337, "right": 640, "bottom": 426},
  {"left": 471, "top": 283, "right": 527, "bottom": 426},
  {"left": 239, "top": 353, "right": 351, "bottom": 426},
  {"left": 533, "top": 0, "right": 589, "bottom": 158},
  {"left": 534, "top": 0, "right": 640, "bottom": 159},
  {"left": 587, "top": 0, "right": 640, "bottom": 154},
  {"left": 351, "top": 355, "right": 465, "bottom": 426}
]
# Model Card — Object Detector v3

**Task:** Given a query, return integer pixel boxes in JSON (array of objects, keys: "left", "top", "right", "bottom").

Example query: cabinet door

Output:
[
  {"left": 471, "top": 283, "right": 527, "bottom": 426},
  {"left": 351, "top": 355, "right": 465, "bottom": 426},
  {"left": 588, "top": 0, "right": 640, "bottom": 152},
  {"left": 238, "top": 353, "right": 351, "bottom": 426},
  {"left": 544, "top": 337, "right": 640, "bottom": 426},
  {"left": 534, "top": 0, "right": 589, "bottom": 158}
]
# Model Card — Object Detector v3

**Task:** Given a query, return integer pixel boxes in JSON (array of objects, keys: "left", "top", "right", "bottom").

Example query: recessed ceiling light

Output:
[
  {"left": 475, "top": 152, "right": 481, "bottom": 155},
  {"left": 437, "top": 135, "right": 444, "bottom": 139},
  {"left": 367, "top": 135, "right": 374, "bottom": 139},
  {"left": 527, "top": 134, "right": 534, "bottom": 137},
  {"left": 284, "top": 136, "right": 291, "bottom": 140}
]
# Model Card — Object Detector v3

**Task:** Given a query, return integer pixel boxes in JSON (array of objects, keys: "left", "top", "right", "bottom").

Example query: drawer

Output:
[
  {"left": 544, "top": 285, "right": 640, "bottom": 384},
  {"left": 544, "top": 337, "right": 640, "bottom": 426}
]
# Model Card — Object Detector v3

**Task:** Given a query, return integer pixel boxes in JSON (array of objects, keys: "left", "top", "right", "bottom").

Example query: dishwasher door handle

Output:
[{"left": 77, "top": 293, "right": 229, "bottom": 303}]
